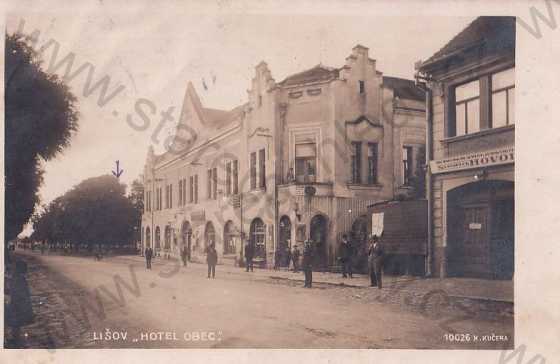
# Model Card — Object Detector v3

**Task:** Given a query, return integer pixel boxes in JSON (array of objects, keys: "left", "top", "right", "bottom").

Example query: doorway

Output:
[
  {"left": 447, "top": 180, "right": 514, "bottom": 279},
  {"left": 278, "top": 216, "right": 292, "bottom": 267},
  {"left": 310, "top": 215, "right": 328, "bottom": 269}
]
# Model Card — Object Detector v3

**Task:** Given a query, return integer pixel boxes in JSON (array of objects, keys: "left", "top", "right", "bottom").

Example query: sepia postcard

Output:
[{"left": 2, "top": 0, "right": 560, "bottom": 363}]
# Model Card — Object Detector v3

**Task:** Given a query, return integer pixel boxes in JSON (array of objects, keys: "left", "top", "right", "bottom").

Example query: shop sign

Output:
[
  {"left": 430, "top": 146, "right": 514, "bottom": 174},
  {"left": 469, "top": 223, "right": 482, "bottom": 230},
  {"left": 371, "top": 213, "right": 384, "bottom": 237}
]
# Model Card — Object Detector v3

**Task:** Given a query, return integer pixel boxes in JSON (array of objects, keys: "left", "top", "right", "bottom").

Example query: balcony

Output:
[{"left": 278, "top": 181, "right": 334, "bottom": 199}]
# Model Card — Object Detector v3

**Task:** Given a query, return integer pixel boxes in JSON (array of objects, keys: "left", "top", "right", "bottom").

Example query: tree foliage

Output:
[
  {"left": 128, "top": 177, "right": 144, "bottom": 243},
  {"left": 31, "top": 175, "right": 139, "bottom": 248},
  {"left": 5, "top": 33, "right": 79, "bottom": 241}
]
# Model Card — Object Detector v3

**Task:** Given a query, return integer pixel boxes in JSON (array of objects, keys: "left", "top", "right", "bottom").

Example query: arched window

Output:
[
  {"left": 351, "top": 216, "right": 369, "bottom": 272},
  {"left": 205, "top": 221, "right": 216, "bottom": 248},
  {"left": 181, "top": 221, "right": 192, "bottom": 260},
  {"left": 155, "top": 226, "right": 161, "bottom": 251},
  {"left": 145, "top": 227, "right": 151, "bottom": 248},
  {"left": 278, "top": 216, "right": 292, "bottom": 267},
  {"left": 250, "top": 218, "right": 266, "bottom": 261},
  {"left": 164, "top": 226, "right": 172, "bottom": 250},
  {"left": 310, "top": 215, "right": 328, "bottom": 268},
  {"left": 223, "top": 220, "right": 236, "bottom": 255}
]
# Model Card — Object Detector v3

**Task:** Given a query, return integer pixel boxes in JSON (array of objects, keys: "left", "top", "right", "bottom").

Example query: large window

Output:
[
  {"left": 367, "top": 142, "right": 378, "bottom": 184},
  {"left": 250, "top": 218, "right": 266, "bottom": 260},
  {"left": 145, "top": 190, "right": 151, "bottom": 212},
  {"left": 455, "top": 79, "right": 480, "bottom": 136},
  {"left": 259, "top": 148, "right": 266, "bottom": 189},
  {"left": 451, "top": 67, "right": 515, "bottom": 137},
  {"left": 225, "top": 160, "right": 238, "bottom": 196},
  {"left": 207, "top": 169, "right": 212, "bottom": 199},
  {"left": 402, "top": 146, "right": 413, "bottom": 186},
  {"left": 492, "top": 68, "right": 515, "bottom": 128},
  {"left": 250, "top": 152, "right": 257, "bottom": 190},
  {"left": 194, "top": 175, "right": 198, "bottom": 203},
  {"left": 223, "top": 221, "right": 236, "bottom": 255},
  {"left": 182, "top": 178, "right": 186, "bottom": 205},
  {"left": 232, "top": 160, "right": 239, "bottom": 194},
  {"left": 295, "top": 142, "right": 317, "bottom": 183},
  {"left": 165, "top": 184, "right": 173, "bottom": 209},
  {"left": 350, "top": 141, "right": 362, "bottom": 184},
  {"left": 189, "top": 176, "right": 194, "bottom": 203},
  {"left": 156, "top": 187, "right": 162, "bottom": 210},
  {"left": 178, "top": 180, "right": 183, "bottom": 207},
  {"left": 226, "top": 161, "right": 232, "bottom": 196},
  {"left": 212, "top": 167, "right": 218, "bottom": 200}
]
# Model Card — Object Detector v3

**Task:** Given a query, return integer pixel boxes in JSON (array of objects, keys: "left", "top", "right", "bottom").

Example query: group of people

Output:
[
  {"left": 143, "top": 234, "right": 385, "bottom": 289},
  {"left": 339, "top": 233, "right": 384, "bottom": 288}
]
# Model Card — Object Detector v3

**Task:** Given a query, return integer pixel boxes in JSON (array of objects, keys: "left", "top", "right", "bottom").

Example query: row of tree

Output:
[{"left": 30, "top": 175, "right": 143, "bottom": 250}]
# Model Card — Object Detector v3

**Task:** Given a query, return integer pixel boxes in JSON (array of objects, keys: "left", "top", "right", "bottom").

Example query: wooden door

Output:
[{"left": 460, "top": 205, "right": 491, "bottom": 277}]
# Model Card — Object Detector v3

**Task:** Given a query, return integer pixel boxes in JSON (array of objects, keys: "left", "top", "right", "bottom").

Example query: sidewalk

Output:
[{"left": 112, "top": 254, "right": 513, "bottom": 303}]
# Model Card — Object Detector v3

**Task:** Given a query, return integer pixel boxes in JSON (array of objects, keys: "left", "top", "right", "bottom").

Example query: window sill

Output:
[
  {"left": 347, "top": 183, "right": 383, "bottom": 190},
  {"left": 441, "top": 124, "right": 514, "bottom": 144},
  {"left": 279, "top": 181, "right": 332, "bottom": 186}
]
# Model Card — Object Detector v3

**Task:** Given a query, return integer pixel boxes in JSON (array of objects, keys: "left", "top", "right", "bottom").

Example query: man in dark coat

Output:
[
  {"left": 302, "top": 240, "right": 314, "bottom": 288},
  {"left": 291, "top": 245, "right": 300, "bottom": 272},
  {"left": 244, "top": 240, "right": 254, "bottom": 272},
  {"left": 145, "top": 246, "right": 153, "bottom": 269},
  {"left": 207, "top": 243, "right": 218, "bottom": 278},
  {"left": 339, "top": 234, "right": 353, "bottom": 278},
  {"left": 180, "top": 245, "right": 188, "bottom": 267},
  {"left": 368, "top": 235, "right": 384, "bottom": 288}
]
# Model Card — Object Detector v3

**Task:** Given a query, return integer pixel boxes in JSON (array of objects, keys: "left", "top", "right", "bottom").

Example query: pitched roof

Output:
[
  {"left": 382, "top": 76, "right": 424, "bottom": 101},
  {"left": 420, "top": 16, "right": 515, "bottom": 71},
  {"left": 278, "top": 64, "right": 340, "bottom": 86},
  {"left": 202, "top": 104, "right": 245, "bottom": 129}
]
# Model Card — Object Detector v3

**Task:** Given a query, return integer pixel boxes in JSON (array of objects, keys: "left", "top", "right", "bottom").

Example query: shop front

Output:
[
  {"left": 446, "top": 179, "right": 514, "bottom": 279},
  {"left": 431, "top": 146, "right": 515, "bottom": 280}
]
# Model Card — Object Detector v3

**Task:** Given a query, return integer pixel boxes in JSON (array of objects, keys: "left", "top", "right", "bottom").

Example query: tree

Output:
[
  {"left": 128, "top": 177, "right": 144, "bottom": 243},
  {"left": 5, "top": 33, "right": 79, "bottom": 243},
  {"left": 31, "top": 175, "right": 138, "bottom": 250}
]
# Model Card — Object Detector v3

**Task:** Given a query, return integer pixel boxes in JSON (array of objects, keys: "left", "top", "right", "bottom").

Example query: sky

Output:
[{"left": 6, "top": 2, "right": 474, "bottom": 225}]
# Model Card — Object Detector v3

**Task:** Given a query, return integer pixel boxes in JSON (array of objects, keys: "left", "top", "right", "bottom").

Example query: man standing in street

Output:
[
  {"left": 368, "top": 235, "right": 384, "bottom": 289},
  {"left": 302, "top": 240, "right": 314, "bottom": 288},
  {"left": 180, "top": 245, "right": 188, "bottom": 267},
  {"left": 206, "top": 243, "right": 218, "bottom": 278},
  {"left": 145, "top": 246, "right": 153, "bottom": 270},
  {"left": 291, "top": 245, "right": 300, "bottom": 273},
  {"left": 339, "top": 234, "right": 353, "bottom": 278},
  {"left": 244, "top": 240, "right": 254, "bottom": 272}
]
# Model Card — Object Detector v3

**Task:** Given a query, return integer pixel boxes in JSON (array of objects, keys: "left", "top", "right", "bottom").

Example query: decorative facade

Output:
[{"left": 142, "top": 44, "right": 425, "bottom": 270}]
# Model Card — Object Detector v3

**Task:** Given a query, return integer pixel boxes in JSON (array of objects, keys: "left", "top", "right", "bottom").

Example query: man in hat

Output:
[
  {"left": 302, "top": 240, "right": 314, "bottom": 288},
  {"left": 339, "top": 234, "right": 353, "bottom": 278},
  {"left": 291, "top": 245, "right": 300, "bottom": 273},
  {"left": 180, "top": 245, "right": 188, "bottom": 267},
  {"left": 244, "top": 239, "right": 254, "bottom": 272},
  {"left": 145, "top": 245, "right": 153, "bottom": 269},
  {"left": 206, "top": 242, "right": 218, "bottom": 278},
  {"left": 367, "top": 235, "right": 384, "bottom": 288}
]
